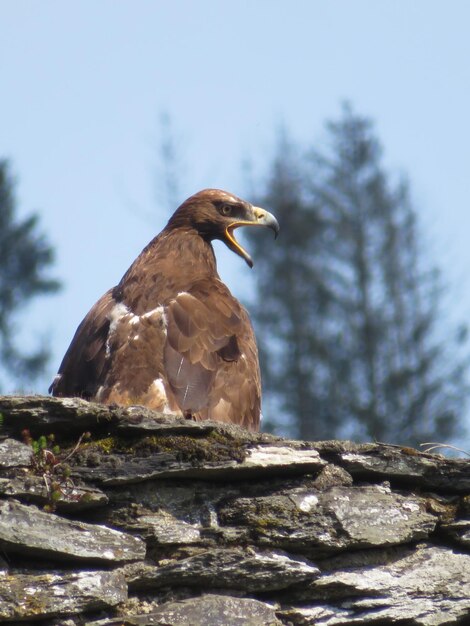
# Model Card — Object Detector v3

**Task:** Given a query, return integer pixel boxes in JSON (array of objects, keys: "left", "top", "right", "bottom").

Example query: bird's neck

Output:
[
  {"left": 118, "top": 227, "right": 220, "bottom": 312},
  {"left": 161, "top": 226, "right": 219, "bottom": 277}
]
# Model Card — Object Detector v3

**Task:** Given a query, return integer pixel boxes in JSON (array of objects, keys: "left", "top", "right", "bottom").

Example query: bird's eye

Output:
[{"left": 219, "top": 203, "right": 232, "bottom": 216}]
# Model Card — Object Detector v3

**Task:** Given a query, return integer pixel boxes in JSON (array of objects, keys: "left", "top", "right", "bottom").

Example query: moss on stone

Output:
[
  {"left": 78, "top": 434, "right": 133, "bottom": 456},
  {"left": 91, "top": 436, "right": 122, "bottom": 454},
  {"left": 131, "top": 432, "right": 246, "bottom": 466},
  {"left": 75, "top": 428, "right": 247, "bottom": 468}
]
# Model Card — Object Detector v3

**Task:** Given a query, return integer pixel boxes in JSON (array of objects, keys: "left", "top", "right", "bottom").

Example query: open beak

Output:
[{"left": 224, "top": 206, "right": 280, "bottom": 268}]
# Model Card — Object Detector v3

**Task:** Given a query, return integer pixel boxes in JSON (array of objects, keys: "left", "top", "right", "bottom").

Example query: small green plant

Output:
[{"left": 22, "top": 429, "right": 91, "bottom": 512}]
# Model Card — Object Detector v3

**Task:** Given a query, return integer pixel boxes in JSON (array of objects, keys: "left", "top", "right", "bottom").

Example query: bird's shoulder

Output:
[
  {"left": 49, "top": 289, "right": 116, "bottom": 396},
  {"left": 167, "top": 276, "right": 251, "bottom": 337}
]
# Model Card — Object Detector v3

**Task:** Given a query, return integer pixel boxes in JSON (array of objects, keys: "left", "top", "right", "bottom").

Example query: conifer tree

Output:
[
  {"left": 0, "top": 160, "right": 60, "bottom": 389},
  {"left": 247, "top": 107, "right": 468, "bottom": 445}
]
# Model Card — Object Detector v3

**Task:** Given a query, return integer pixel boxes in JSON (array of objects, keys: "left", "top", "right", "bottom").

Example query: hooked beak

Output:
[{"left": 224, "top": 206, "right": 280, "bottom": 268}]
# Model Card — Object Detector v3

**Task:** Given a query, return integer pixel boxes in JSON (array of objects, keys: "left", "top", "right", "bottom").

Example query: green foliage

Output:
[
  {"left": 22, "top": 429, "right": 90, "bottom": 511},
  {"left": 0, "top": 160, "right": 61, "bottom": 390},
  {"left": 22, "top": 430, "right": 61, "bottom": 470},
  {"left": 29, "top": 434, "right": 60, "bottom": 456},
  {"left": 246, "top": 105, "right": 469, "bottom": 446}
]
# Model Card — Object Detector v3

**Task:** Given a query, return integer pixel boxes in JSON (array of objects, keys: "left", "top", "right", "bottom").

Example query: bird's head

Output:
[{"left": 167, "top": 189, "right": 279, "bottom": 268}]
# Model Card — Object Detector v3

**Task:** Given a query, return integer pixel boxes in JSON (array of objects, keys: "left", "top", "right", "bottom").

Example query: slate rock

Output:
[
  {"left": 0, "top": 395, "right": 122, "bottom": 437},
  {"left": 123, "top": 547, "right": 319, "bottom": 592},
  {"left": 87, "top": 594, "right": 282, "bottom": 626},
  {"left": 0, "top": 395, "right": 272, "bottom": 441},
  {"left": 2, "top": 396, "right": 470, "bottom": 625},
  {"left": 243, "top": 445, "right": 325, "bottom": 473},
  {"left": 0, "top": 499, "right": 145, "bottom": 563},
  {"left": 219, "top": 484, "right": 438, "bottom": 555},
  {"left": 0, "top": 473, "right": 108, "bottom": 511},
  {"left": 73, "top": 444, "right": 325, "bottom": 485},
  {"left": 288, "top": 543, "right": 470, "bottom": 625},
  {"left": 126, "top": 511, "right": 202, "bottom": 546},
  {"left": 440, "top": 519, "right": 470, "bottom": 547},
  {"left": 0, "top": 569, "right": 127, "bottom": 622},
  {"left": 316, "top": 440, "right": 470, "bottom": 492},
  {"left": 0, "top": 438, "right": 33, "bottom": 468},
  {"left": 311, "top": 464, "right": 353, "bottom": 490}
]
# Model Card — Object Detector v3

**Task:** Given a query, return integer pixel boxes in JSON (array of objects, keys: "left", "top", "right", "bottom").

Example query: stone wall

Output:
[{"left": 0, "top": 395, "right": 469, "bottom": 625}]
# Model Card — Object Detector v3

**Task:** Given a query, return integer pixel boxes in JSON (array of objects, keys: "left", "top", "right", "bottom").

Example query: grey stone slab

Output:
[
  {"left": 123, "top": 548, "right": 319, "bottom": 592},
  {"left": 86, "top": 594, "right": 281, "bottom": 626},
  {"left": 0, "top": 570, "right": 127, "bottom": 622},
  {"left": 0, "top": 473, "right": 108, "bottom": 511},
  {"left": 0, "top": 499, "right": 145, "bottom": 563},
  {"left": 289, "top": 543, "right": 470, "bottom": 625},
  {"left": 315, "top": 440, "right": 470, "bottom": 492},
  {"left": 219, "top": 484, "right": 438, "bottom": 554},
  {"left": 440, "top": 519, "right": 470, "bottom": 547},
  {"left": 0, "top": 438, "right": 32, "bottom": 468},
  {"left": 73, "top": 444, "right": 325, "bottom": 485}
]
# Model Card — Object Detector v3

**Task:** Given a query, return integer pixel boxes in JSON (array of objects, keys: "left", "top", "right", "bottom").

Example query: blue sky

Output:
[{"left": 2, "top": 1, "right": 470, "bottom": 425}]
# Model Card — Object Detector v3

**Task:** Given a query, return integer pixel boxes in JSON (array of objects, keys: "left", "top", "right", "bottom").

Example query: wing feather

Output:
[
  {"left": 49, "top": 289, "right": 116, "bottom": 398},
  {"left": 162, "top": 280, "right": 261, "bottom": 428}
]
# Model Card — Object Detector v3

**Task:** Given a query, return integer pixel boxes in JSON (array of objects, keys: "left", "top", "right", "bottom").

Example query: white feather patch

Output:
[
  {"left": 151, "top": 378, "right": 173, "bottom": 413},
  {"left": 106, "top": 302, "right": 130, "bottom": 357},
  {"left": 106, "top": 302, "right": 168, "bottom": 358},
  {"left": 141, "top": 306, "right": 167, "bottom": 334},
  {"left": 142, "top": 305, "right": 165, "bottom": 320},
  {"left": 152, "top": 378, "right": 166, "bottom": 396},
  {"left": 109, "top": 302, "right": 130, "bottom": 326}
]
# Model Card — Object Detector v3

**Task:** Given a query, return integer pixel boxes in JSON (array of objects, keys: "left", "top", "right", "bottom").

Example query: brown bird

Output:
[{"left": 49, "top": 189, "right": 279, "bottom": 431}]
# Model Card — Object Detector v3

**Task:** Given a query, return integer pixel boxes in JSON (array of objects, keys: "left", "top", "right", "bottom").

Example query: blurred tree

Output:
[
  {"left": 246, "top": 106, "right": 468, "bottom": 445},
  {"left": 244, "top": 130, "right": 344, "bottom": 440},
  {"left": 155, "top": 111, "right": 186, "bottom": 215},
  {"left": 0, "top": 160, "right": 60, "bottom": 390},
  {"left": 158, "top": 112, "right": 179, "bottom": 209}
]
